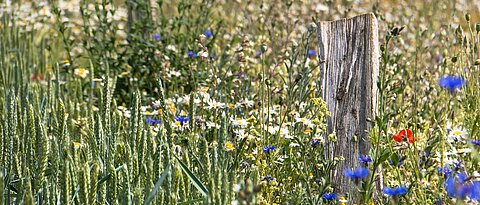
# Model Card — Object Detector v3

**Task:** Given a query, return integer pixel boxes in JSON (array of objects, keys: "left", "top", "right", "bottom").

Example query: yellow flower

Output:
[
  {"left": 73, "top": 142, "right": 82, "bottom": 149},
  {"left": 74, "top": 68, "right": 89, "bottom": 78},
  {"left": 199, "top": 86, "right": 209, "bottom": 93},
  {"left": 120, "top": 71, "right": 130, "bottom": 76},
  {"left": 180, "top": 110, "right": 187, "bottom": 116},
  {"left": 61, "top": 59, "right": 71, "bottom": 67},
  {"left": 225, "top": 141, "right": 235, "bottom": 151},
  {"left": 339, "top": 196, "right": 348, "bottom": 205},
  {"left": 304, "top": 129, "right": 312, "bottom": 134},
  {"left": 91, "top": 105, "right": 99, "bottom": 111}
]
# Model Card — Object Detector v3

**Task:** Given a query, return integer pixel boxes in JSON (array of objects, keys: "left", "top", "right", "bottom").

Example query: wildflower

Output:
[
  {"left": 439, "top": 75, "right": 465, "bottom": 92},
  {"left": 199, "top": 51, "right": 209, "bottom": 58},
  {"left": 30, "top": 73, "right": 43, "bottom": 81},
  {"left": 304, "top": 129, "right": 312, "bottom": 134},
  {"left": 383, "top": 186, "right": 408, "bottom": 196},
  {"left": 187, "top": 51, "right": 198, "bottom": 58},
  {"left": 166, "top": 45, "right": 177, "bottom": 52},
  {"left": 205, "top": 30, "right": 213, "bottom": 38},
  {"left": 146, "top": 117, "right": 161, "bottom": 126},
  {"left": 392, "top": 129, "right": 416, "bottom": 143},
  {"left": 91, "top": 105, "right": 99, "bottom": 111},
  {"left": 358, "top": 154, "right": 372, "bottom": 164},
  {"left": 151, "top": 100, "right": 161, "bottom": 110},
  {"left": 323, "top": 192, "right": 337, "bottom": 200},
  {"left": 312, "top": 139, "right": 321, "bottom": 148},
  {"left": 438, "top": 165, "right": 453, "bottom": 178},
  {"left": 444, "top": 172, "right": 480, "bottom": 200},
  {"left": 262, "top": 176, "right": 275, "bottom": 181},
  {"left": 262, "top": 145, "right": 275, "bottom": 154},
  {"left": 295, "top": 117, "right": 314, "bottom": 128},
  {"left": 470, "top": 139, "right": 480, "bottom": 146},
  {"left": 339, "top": 196, "right": 348, "bottom": 205},
  {"left": 344, "top": 167, "right": 369, "bottom": 180},
  {"left": 175, "top": 116, "right": 190, "bottom": 124},
  {"left": 73, "top": 142, "right": 82, "bottom": 149},
  {"left": 225, "top": 141, "right": 235, "bottom": 151},
  {"left": 308, "top": 49, "right": 316, "bottom": 58},
  {"left": 61, "top": 59, "right": 70, "bottom": 67},
  {"left": 152, "top": 33, "right": 161, "bottom": 39},
  {"left": 447, "top": 127, "right": 466, "bottom": 143},
  {"left": 74, "top": 68, "right": 89, "bottom": 78},
  {"left": 231, "top": 118, "right": 248, "bottom": 127},
  {"left": 205, "top": 99, "right": 225, "bottom": 110}
]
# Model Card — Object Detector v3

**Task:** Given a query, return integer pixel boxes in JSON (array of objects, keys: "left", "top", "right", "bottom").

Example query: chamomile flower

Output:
[
  {"left": 448, "top": 127, "right": 466, "bottom": 143},
  {"left": 74, "top": 68, "right": 89, "bottom": 78},
  {"left": 231, "top": 118, "right": 248, "bottom": 127},
  {"left": 205, "top": 99, "right": 225, "bottom": 110},
  {"left": 225, "top": 141, "right": 235, "bottom": 151}
]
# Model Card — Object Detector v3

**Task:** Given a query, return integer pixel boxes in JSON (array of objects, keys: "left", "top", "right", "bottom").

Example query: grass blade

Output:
[
  {"left": 174, "top": 155, "right": 209, "bottom": 197},
  {"left": 144, "top": 163, "right": 170, "bottom": 205}
]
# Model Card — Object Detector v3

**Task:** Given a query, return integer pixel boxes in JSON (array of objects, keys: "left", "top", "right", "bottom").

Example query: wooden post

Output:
[{"left": 316, "top": 13, "right": 379, "bottom": 196}]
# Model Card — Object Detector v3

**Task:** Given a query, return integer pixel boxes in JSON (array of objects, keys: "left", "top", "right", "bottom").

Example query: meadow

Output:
[{"left": 1, "top": 0, "right": 480, "bottom": 204}]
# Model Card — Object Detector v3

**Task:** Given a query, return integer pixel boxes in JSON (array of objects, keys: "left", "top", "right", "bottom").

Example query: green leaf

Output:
[
  {"left": 174, "top": 154, "right": 209, "bottom": 197},
  {"left": 144, "top": 164, "right": 170, "bottom": 205},
  {"left": 97, "top": 165, "right": 125, "bottom": 185}
]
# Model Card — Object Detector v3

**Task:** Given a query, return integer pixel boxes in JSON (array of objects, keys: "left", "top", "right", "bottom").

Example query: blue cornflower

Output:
[
  {"left": 262, "top": 176, "right": 274, "bottom": 181},
  {"left": 187, "top": 51, "right": 198, "bottom": 58},
  {"left": 311, "top": 139, "right": 321, "bottom": 148},
  {"left": 438, "top": 165, "right": 452, "bottom": 178},
  {"left": 152, "top": 33, "right": 161, "bottom": 40},
  {"left": 358, "top": 154, "right": 372, "bottom": 164},
  {"left": 444, "top": 173, "right": 478, "bottom": 200},
  {"left": 439, "top": 75, "right": 465, "bottom": 92},
  {"left": 205, "top": 30, "right": 213, "bottom": 38},
  {"left": 344, "top": 167, "right": 369, "bottom": 180},
  {"left": 146, "top": 117, "right": 161, "bottom": 126},
  {"left": 383, "top": 186, "right": 408, "bottom": 196},
  {"left": 262, "top": 145, "right": 276, "bottom": 154},
  {"left": 471, "top": 181, "right": 480, "bottom": 201},
  {"left": 308, "top": 49, "right": 316, "bottom": 58},
  {"left": 445, "top": 176, "right": 457, "bottom": 197},
  {"left": 175, "top": 116, "right": 190, "bottom": 124},
  {"left": 470, "top": 139, "right": 480, "bottom": 146},
  {"left": 323, "top": 192, "right": 337, "bottom": 200}
]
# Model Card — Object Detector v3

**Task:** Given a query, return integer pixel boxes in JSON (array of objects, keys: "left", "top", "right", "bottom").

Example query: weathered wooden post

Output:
[{"left": 316, "top": 13, "right": 379, "bottom": 196}]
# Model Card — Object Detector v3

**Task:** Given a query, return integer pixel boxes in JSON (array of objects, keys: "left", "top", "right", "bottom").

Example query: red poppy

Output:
[
  {"left": 31, "top": 73, "right": 43, "bottom": 81},
  {"left": 392, "top": 129, "right": 416, "bottom": 143}
]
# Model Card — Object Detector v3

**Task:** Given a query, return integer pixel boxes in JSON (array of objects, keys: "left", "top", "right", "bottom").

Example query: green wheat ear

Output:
[
  {"left": 79, "top": 161, "right": 90, "bottom": 204},
  {"left": 61, "top": 158, "right": 71, "bottom": 205},
  {"left": 35, "top": 112, "right": 49, "bottom": 193},
  {"left": 0, "top": 170, "right": 4, "bottom": 204},
  {"left": 23, "top": 170, "right": 34, "bottom": 205},
  {"left": 107, "top": 164, "right": 117, "bottom": 205}
]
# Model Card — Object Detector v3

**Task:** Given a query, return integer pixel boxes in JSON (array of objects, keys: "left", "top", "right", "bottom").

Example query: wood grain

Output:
[{"left": 317, "top": 13, "right": 379, "bottom": 196}]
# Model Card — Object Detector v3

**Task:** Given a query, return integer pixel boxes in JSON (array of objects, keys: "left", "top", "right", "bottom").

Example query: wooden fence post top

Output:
[{"left": 316, "top": 13, "right": 380, "bottom": 199}]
